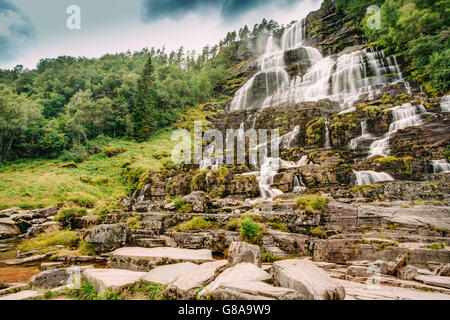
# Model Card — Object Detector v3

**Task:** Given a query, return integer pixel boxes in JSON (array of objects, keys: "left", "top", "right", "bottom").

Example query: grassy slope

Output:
[{"left": 0, "top": 103, "right": 216, "bottom": 210}]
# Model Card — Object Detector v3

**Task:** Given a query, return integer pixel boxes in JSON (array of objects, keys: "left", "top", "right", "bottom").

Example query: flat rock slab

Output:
[
  {"left": 109, "top": 247, "right": 214, "bottom": 272},
  {"left": 198, "top": 262, "right": 271, "bottom": 298},
  {"left": 212, "top": 281, "right": 304, "bottom": 300},
  {"left": 165, "top": 260, "right": 228, "bottom": 300},
  {"left": 1, "top": 253, "right": 50, "bottom": 266},
  {"left": 82, "top": 268, "right": 146, "bottom": 294},
  {"left": 142, "top": 262, "right": 198, "bottom": 285},
  {"left": 273, "top": 259, "right": 346, "bottom": 300},
  {"left": 335, "top": 279, "right": 450, "bottom": 300},
  {"left": 0, "top": 290, "right": 44, "bottom": 300},
  {"left": 415, "top": 275, "right": 450, "bottom": 289}
]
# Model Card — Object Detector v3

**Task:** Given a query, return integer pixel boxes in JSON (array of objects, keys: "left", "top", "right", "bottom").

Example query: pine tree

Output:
[{"left": 133, "top": 55, "right": 157, "bottom": 141}]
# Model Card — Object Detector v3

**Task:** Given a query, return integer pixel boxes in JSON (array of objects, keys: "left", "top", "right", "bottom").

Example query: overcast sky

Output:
[{"left": 0, "top": 0, "right": 321, "bottom": 69}]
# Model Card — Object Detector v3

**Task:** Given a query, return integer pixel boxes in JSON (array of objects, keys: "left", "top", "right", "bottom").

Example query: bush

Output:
[
  {"left": 240, "top": 217, "right": 264, "bottom": 244},
  {"left": 174, "top": 198, "right": 185, "bottom": 211}
]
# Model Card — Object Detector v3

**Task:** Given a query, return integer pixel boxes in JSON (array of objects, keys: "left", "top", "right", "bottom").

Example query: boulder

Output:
[
  {"left": 142, "top": 262, "right": 198, "bottom": 285},
  {"left": 0, "top": 290, "right": 44, "bottom": 300},
  {"left": 27, "top": 221, "right": 60, "bottom": 237},
  {"left": 437, "top": 264, "right": 450, "bottom": 277},
  {"left": 73, "top": 215, "right": 100, "bottom": 229},
  {"left": 30, "top": 269, "right": 69, "bottom": 289},
  {"left": 227, "top": 241, "right": 262, "bottom": 267},
  {"left": 397, "top": 265, "right": 418, "bottom": 281},
  {"left": 347, "top": 266, "right": 370, "bottom": 278},
  {"left": 183, "top": 191, "right": 210, "bottom": 212},
  {"left": 31, "top": 207, "right": 58, "bottom": 218},
  {"left": 273, "top": 259, "right": 346, "bottom": 300},
  {"left": 109, "top": 247, "right": 214, "bottom": 272},
  {"left": 415, "top": 275, "right": 450, "bottom": 289},
  {"left": 164, "top": 260, "right": 228, "bottom": 300},
  {"left": 198, "top": 262, "right": 271, "bottom": 298},
  {"left": 0, "top": 280, "right": 6, "bottom": 290},
  {"left": 212, "top": 281, "right": 304, "bottom": 300},
  {"left": 82, "top": 268, "right": 146, "bottom": 294},
  {"left": 0, "top": 218, "right": 20, "bottom": 238},
  {"left": 40, "top": 262, "right": 64, "bottom": 270},
  {"left": 84, "top": 223, "right": 128, "bottom": 253}
]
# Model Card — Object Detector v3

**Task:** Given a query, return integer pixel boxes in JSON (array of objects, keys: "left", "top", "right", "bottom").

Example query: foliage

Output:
[
  {"left": 296, "top": 195, "right": 329, "bottom": 213},
  {"left": 67, "top": 281, "right": 99, "bottom": 300},
  {"left": 18, "top": 230, "right": 79, "bottom": 252},
  {"left": 54, "top": 207, "right": 87, "bottom": 229},
  {"left": 173, "top": 217, "right": 214, "bottom": 231},
  {"left": 239, "top": 216, "right": 265, "bottom": 244},
  {"left": 173, "top": 198, "right": 186, "bottom": 211},
  {"left": 127, "top": 215, "right": 142, "bottom": 229}
]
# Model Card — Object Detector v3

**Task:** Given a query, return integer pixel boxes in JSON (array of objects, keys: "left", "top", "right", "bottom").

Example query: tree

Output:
[{"left": 132, "top": 55, "right": 158, "bottom": 142}]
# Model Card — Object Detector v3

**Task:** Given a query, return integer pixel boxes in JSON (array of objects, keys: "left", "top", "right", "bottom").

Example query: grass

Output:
[
  {"left": 0, "top": 103, "right": 214, "bottom": 211},
  {"left": 424, "top": 242, "right": 447, "bottom": 250},
  {"left": 18, "top": 230, "right": 95, "bottom": 256},
  {"left": 296, "top": 195, "right": 329, "bottom": 213},
  {"left": 173, "top": 217, "right": 215, "bottom": 231}
]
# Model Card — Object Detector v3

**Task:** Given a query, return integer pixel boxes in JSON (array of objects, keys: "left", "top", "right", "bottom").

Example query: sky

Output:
[{"left": 0, "top": 0, "right": 321, "bottom": 70}]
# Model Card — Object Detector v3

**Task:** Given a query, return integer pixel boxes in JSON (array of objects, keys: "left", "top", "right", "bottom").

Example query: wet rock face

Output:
[{"left": 84, "top": 223, "right": 129, "bottom": 253}]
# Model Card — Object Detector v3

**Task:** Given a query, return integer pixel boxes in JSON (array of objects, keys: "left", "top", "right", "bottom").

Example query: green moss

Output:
[
  {"left": 178, "top": 203, "right": 193, "bottom": 213},
  {"left": 173, "top": 217, "right": 214, "bottom": 231},
  {"left": 267, "top": 222, "right": 288, "bottom": 232},
  {"left": 173, "top": 198, "right": 185, "bottom": 210},
  {"left": 296, "top": 195, "right": 329, "bottom": 213},
  {"left": 424, "top": 242, "right": 447, "bottom": 250},
  {"left": 127, "top": 215, "right": 142, "bottom": 229},
  {"left": 308, "top": 226, "right": 328, "bottom": 238}
]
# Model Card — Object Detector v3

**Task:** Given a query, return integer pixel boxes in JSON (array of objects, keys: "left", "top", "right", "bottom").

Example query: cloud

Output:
[
  {"left": 0, "top": 0, "right": 36, "bottom": 63},
  {"left": 140, "top": 0, "right": 304, "bottom": 22}
]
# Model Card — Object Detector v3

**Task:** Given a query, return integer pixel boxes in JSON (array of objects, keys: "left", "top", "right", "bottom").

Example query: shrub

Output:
[
  {"left": 174, "top": 198, "right": 185, "bottom": 211},
  {"left": 67, "top": 280, "right": 98, "bottom": 300},
  {"left": 240, "top": 217, "right": 264, "bottom": 244}
]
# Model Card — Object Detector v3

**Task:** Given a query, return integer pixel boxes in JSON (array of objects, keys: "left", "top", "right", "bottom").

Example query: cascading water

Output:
[
  {"left": 229, "top": 19, "right": 409, "bottom": 112},
  {"left": 293, "top": 175, "right": 307, "bottom": 192},
  {"left": 368, "top": 103, "right": 427, "bottom": 158},
  {"left": 352, "top": 170, "right": 394, "bottom": 185},
  {"left": 324, "top": 117, "right": 331, "bottom": 148},
  {"left": 349, "top": 121, "right": 373, "bottom": 150},
  {"left": 441, "top": 96, "right": 450, "bottom": 113},
  {"left": 431, "top": 159, "right": 450, "bottom": 173}
]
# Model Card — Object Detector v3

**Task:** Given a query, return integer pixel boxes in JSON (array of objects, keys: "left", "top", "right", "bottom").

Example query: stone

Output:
[
  {"left": 82, "top": 268, "right": 146, "bottom": 294},
  {"left": 27, "top": 221, "right": 60, "bottom": 237},
  {"left": 397, "top": 266, "right": 418, "bottom": 281},
  {"left": 198, "top": 262, "right": 271, "bottom": 298},
  {"left": 142, "top": 262, "right": 198, "bottom": 285},
  {"left": 415, "top": 275, "right": 450, "bottom": 289},
  {"left": 273, "top": 259, "right": 346, "bottom": 300},
  {"left": 109, "top": 247, "right": 214, "bottom": 272},
  {"left": 347, "top": 266, "right": 370, "bottom": 277},
  {"left": 0, "top": 218, "right": 20, "bottom": 238},
  {"left": 0, "top": 280, "right": 6, "bottom": 290},
  {"left": 437, "top": 264, "right": 450, "bottom": 277},
  {"left": 227, "top": 241, "right": 262, "bottom": 267},
  {"left": 31, "top": 207, "right": 58, "bottom": 218},
  {"left": 182, "top": 191, "right": 210, "bottom": 212},
  {"left": 0, "top": 290, "right": 44, "bottom": 300},
  {"left": 380, "top": 261, "right": 396, "bottom": 275},
  {"left": 40, "top": 262, "right": 64, "bottom": 270},
  {"left": 212, "top": 281, "right": 304, "bottom": 300},
  {"left": 74, "top": 215, "right": 99, "bottom": 229},
  {"left": 335, "top": 278, "right": 450, "bottom": 300},
  {"left": 30, "top": 269, "right": 69, "bottom": 289},
  {"left": 1, "top": 253, "right": 50, "bottom": 265},
  {"left": 165, "top": 260, "right": 228, "bottom": 300},
  {"left": 84, "top": 223, "right": 128, "bottom": 253},
  {"left": 391, "top": 254, "right": 407, "bottom": 275}
]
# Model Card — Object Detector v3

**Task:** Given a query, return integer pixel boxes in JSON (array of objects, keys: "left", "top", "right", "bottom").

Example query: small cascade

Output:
[
  {"left": 441, "top": 96, "right": 450, "bottom": 113},
  {"left": 293, "top": 175, "right": 307, "bottom": 192},
  {"left": 349, "top": 121, "right": 373, "bottom": 150},
  {"left": 324, "top": 117, "right": 331, "bottom": 149},
  {"left": 352, "top": 170, "right": 394, "bottom": 185},
  {"left": 431, "top": 159, "right": 450, "bottom": 173},
  {"left": 258, "top": 158, "right": 284, "bottom": 198},
  {"left": 368, "top": 103, "right": 427, "bottom": 158}
]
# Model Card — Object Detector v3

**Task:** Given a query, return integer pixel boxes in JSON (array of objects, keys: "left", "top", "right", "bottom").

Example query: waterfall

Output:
[
  {"left": 259, "top": 158, "right": 284, "bottom": 198},
  {"left": 229, "top": 19, "right": 409, "bottom": 112},
  {"left": 441, "top": 96, "right": 450, "bottom": 113},
  {"left": 431, "top": 159, "right": 450, "bottom": 173},
  {"left": 293, "top": 175, "right": 307, "bottom": 192},
  {"left": 352, "top": 170, "right": 394, "bottom": 185},
  {"left": 324, "top": 117, "right": 331, "bottom": 149},
  {"left": 349, "top": 121, "right": 373, "bottom": 150},
  {"left": 368, "top": 103, "right": 427, "bottom": 158}
]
